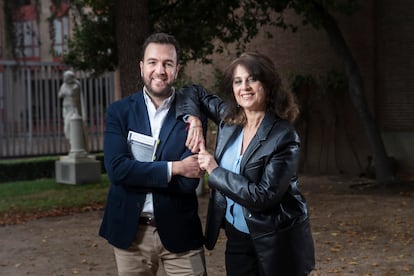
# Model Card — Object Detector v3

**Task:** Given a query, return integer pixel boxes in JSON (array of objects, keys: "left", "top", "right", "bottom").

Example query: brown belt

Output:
[{"left": 139, "top": 216, "right": 156, "bottom": 227}]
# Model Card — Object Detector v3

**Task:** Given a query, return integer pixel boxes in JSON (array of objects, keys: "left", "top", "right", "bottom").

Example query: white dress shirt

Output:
[{"left": 141, "top": 88, "right": 174, "bottom": 215}]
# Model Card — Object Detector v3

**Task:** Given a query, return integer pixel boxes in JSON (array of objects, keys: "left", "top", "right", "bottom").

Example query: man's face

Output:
[{"left": 140, "top": 43, "right": 180, "bottom": 99}]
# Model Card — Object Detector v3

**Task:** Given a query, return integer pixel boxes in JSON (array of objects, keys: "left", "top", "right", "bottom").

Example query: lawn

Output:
[{"left": 0, "top": 175, "right": 110, "bottom": 225}]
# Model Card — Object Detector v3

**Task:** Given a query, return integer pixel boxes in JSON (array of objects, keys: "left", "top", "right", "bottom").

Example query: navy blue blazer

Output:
[{"left": 99, "top": 91, "right": 204, "bottom": 253}]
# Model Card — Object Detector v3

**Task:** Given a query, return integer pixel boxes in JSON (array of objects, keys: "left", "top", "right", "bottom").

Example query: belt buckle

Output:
[
  {"left": 146, "top": 216, "right": 154, "bottom": 225},
  {"left": 140, "top": 213, "right": 155, "bottom": 227}
]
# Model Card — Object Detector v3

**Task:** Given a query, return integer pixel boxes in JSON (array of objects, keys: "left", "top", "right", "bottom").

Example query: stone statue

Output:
[
  {"left": 56, "top": 71, "right": 101, "bottom": 185},
  {"left": 58, "top": 70, "right": 88, "bottom": 151}
]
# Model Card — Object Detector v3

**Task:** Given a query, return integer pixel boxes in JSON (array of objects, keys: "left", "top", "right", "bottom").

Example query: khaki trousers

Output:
[{"left": 114, "top": 225, "right": 206, "bottom": 276}]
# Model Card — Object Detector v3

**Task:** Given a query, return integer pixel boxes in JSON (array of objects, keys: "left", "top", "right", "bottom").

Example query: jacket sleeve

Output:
[
  {"left": 176, "top": 84, "right": 227, "bottom": 125},
  {"left": 104, "top": 102, "right": 198, "bottom": 194},
  {"left": 207, "top": 126, "right": 300, "bottom": 212}
]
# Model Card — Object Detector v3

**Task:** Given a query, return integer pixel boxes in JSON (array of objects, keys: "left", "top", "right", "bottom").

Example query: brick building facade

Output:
[
  {"left": 0, "top": 0, "right": 70, "bottom": 62},
  {"left": 184, "top": 0, "right": 414, "bottom": 177}
]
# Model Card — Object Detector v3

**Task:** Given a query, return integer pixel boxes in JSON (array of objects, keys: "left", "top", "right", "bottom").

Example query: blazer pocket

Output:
[{"left": 244, "top": 158, "right": 265, "bottom": 181}]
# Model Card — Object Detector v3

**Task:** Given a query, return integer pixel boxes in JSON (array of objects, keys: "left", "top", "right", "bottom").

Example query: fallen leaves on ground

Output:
[{"left": 0, "top": 203, "right": 104, "bottom": 226}]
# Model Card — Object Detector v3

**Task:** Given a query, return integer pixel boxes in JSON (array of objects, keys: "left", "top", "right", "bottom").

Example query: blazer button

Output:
[{"left": 248, "top": 213, "right": 252, "bottom": 218}]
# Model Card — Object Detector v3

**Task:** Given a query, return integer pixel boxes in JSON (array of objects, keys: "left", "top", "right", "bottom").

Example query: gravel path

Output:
[{"left": 1, "top": 175, "right": 414, "bottom": 275}]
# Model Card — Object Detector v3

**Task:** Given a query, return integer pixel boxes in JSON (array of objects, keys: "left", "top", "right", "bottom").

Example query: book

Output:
[{"left": 127, "top": 130, "right": 159, "bottom": 162}]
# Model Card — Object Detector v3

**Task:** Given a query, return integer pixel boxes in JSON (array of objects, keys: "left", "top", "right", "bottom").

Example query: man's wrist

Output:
[
  {"left": 171, "top": 160, "right": 182, "bottom": 176},
  {"left": 187, "top": 115, "right": 202, "bottom": 127}
]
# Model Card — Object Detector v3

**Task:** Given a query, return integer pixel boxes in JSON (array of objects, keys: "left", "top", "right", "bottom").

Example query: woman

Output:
[{"left": 182, "top": 52, "right": 315, "bottom": 275}]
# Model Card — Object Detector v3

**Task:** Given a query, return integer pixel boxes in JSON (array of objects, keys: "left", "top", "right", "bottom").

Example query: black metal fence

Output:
[{"left": 0, "top": 61, "right": 114, "bottom": 158}]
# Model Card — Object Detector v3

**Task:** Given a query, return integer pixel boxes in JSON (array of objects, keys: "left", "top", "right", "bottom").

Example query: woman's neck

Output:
[
  {"left": 244, "top": 111, "right": 265, "bottom": 130},
  {"left": 240, "top": 111, "right": 265, "bottom": 155}
]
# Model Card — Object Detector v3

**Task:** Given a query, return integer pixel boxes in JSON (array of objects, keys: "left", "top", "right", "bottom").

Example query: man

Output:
[{"left": 99, "top": 33, "right": 207, "bottom": 276}]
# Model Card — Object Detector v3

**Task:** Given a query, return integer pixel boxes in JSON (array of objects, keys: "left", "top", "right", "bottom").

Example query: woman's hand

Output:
[
  {"left": 198, "top": 142, "right": 218, "bottom": 174},
  {"left": 185, "top": 116, "right": 204, "bottom": 153}
]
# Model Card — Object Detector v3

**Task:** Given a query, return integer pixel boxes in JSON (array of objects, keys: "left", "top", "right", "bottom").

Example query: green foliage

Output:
[
  {"left": 289, "top": 72, "right": 317, "bottom": 93},
  {"left": 288, "top": 72, "right": 317, "bottom": 121},
  {"left": 2, "top": 2, "right": 16, "bottom": 58},
  {"left": 0, "top": 154, "right": 105, "bottom": 183},
  {"left": 288, "top": 69, "right": 347, "bottom": 117},
  {"left": 211, "top": 68, "right": 225, "bottom": 96},
  {"left": 4, "top": 0, "right": 359, "bottom": 72},
  {"left": 319, "top": 69, "right": 348, "bottom": 96},
  {"left": 60, "top": 0, "right": 359, "bottom": 74},
  {"left": 0, "top": 156, "right": 59, "bottom": 183},
  {"left": 64, "top": 15, "right": 117, "bottom": 75},
  {"left": 2, "top": 0, "right": 42, "bottom": 60},
  {"left": 173, "top": 72, "right": 193, "bottom": 89},
  {"left": 50, "top": 0, "right": 117, "bottom": 75},
  {"left": 0, "top": 155, "right": 108, "bottom": 221},
  {"left": 151, "top": 0, "right": 271, "bottom": 64},
  {"left": 289, "top": 69, "right": 347, "bottom": 98},
  {"left": 0, "top": 176, "right": 109, "bottom": 214},
  {"left": 285, "top": 0, "right": 360, "bottom": 29}
]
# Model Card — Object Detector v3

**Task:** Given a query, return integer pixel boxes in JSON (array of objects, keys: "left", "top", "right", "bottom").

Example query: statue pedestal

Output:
[
  {"left": 56, "top": 110, "right": 101, "bottom": 185},
  {"left": 55, "top": 153, "right": 101, "bottom": 185}
]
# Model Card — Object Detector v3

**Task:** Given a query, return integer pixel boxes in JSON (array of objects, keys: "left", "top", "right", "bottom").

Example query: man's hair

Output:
[{"left": 141, "top": 33, "right": 180, "bottom": 62}]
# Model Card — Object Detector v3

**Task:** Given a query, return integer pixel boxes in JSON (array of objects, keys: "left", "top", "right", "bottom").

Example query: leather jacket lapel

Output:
[
  {"left": 240, "top": 112, "right": 277, "bottom": 171},
  {"left": 215, "top": 123, "right": 242, "bottom": 161},
  {"left": 216, "top": 113, "right": 279, "bottom": 171}
]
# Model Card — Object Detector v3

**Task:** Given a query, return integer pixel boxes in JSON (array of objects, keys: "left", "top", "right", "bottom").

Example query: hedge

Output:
[{"left": 0, "top": 153, "right": 105, "bottom": 183}]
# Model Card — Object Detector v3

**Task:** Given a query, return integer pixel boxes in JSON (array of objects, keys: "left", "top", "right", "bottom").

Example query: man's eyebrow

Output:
[{"left": 145, "top": 57, "right": 175, "bottom": 63}]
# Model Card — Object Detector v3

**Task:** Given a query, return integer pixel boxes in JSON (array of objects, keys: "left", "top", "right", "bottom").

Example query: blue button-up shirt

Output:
[{"left": 220, "top": 130, "right": 250, "bottom": 233}]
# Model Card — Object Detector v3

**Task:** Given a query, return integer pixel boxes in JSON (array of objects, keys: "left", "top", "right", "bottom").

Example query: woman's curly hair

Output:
[{"left": 220, "top": 52, "right": 299, "bottom": 125}]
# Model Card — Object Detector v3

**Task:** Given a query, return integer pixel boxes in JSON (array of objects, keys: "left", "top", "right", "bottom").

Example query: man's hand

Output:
[
  {"left": 172, "top": 155, "right": 204, "bottom": 178},
  {"left": 185, "top": 116, "right": 205, "bottom": 153}
]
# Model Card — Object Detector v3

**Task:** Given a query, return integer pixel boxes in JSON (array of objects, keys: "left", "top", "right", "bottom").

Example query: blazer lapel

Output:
[
  {"left": 131, "top": 92, "right": 152, "bottom": 136},
  {"left": 156, "top": 103, "right": 177, "bottom": 156}
]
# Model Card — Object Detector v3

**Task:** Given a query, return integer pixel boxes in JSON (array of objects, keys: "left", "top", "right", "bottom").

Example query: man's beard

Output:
[{"left": 143, "top": 79, "right": 173, "bottom": 98}]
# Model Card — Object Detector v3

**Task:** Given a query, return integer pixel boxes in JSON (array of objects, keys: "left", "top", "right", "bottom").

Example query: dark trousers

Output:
[{"left": 224, "top": 221, "right": 263, "bottom": 276}]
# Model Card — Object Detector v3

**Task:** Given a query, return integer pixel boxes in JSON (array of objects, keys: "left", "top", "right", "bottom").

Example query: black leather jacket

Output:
[{"left": 177, "top": 85, "right": 315, "bottom": 275}]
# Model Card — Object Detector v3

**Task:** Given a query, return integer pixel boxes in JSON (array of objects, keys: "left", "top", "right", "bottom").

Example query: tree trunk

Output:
[
  {"left": 312, "top": 2, "right": 396, "bottom": 184},
  {"left": 115, "top": 0, "right": 150, "bottom": 97}
]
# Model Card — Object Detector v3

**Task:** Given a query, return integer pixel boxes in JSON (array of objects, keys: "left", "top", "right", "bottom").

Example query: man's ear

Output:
[
  {"left": 174, "top": 64, "right": 181, "bottom": 79},
  {"left": 139, "top": 60, "right": 144, "bottom": 77}
]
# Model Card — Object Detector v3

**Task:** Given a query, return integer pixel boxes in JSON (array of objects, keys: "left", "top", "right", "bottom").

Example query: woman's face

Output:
[{"left": 232, "top": 65, "right": 266, "bottom": 112}]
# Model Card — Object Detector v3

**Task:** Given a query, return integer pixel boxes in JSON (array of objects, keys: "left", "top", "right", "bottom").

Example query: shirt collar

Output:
[{"left": 143, "top": 87, "right": 175, "bottom": 111}]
